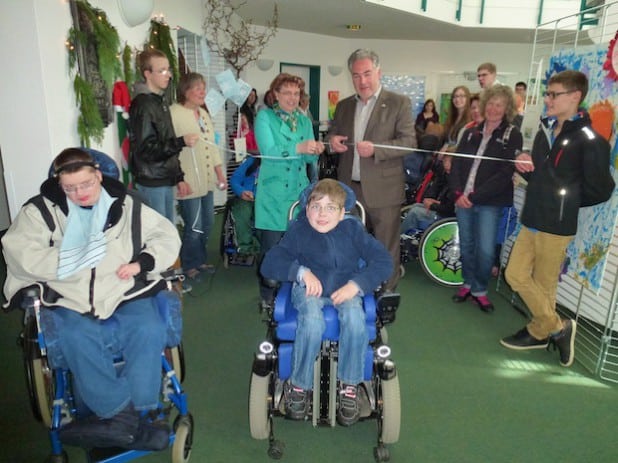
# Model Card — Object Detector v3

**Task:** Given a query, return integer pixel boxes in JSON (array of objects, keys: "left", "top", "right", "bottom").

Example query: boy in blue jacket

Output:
[
  {"left": 229, "top": 156, "right": 261, "bottom": 255},
  {"left": 261, "top": 179, "right": 392, "bottom": 426}
]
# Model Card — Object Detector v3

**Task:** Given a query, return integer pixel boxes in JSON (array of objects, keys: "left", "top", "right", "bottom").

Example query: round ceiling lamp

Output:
[{"left": 117, "top": 0, "right": 155, "bottom": 27}]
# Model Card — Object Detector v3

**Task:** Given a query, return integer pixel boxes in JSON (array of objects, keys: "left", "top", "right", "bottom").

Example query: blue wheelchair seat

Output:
[
  {"left": 273, "top": 282, "right": 376, "bottom": 341},
  {"left": 39, "top": 291, "right": 182, "bottom": 370},
  {"left": 273, "top": 282, "right": 377, "bottom": 382}
]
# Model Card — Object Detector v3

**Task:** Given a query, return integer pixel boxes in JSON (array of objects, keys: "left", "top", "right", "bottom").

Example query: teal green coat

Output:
[{"left": 254, "top": 108, "right": 318, "bottom": 231}]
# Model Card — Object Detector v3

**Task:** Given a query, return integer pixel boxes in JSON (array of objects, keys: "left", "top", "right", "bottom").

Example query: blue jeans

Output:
[
  {"left": 178, "top": 193, "right": 214, "bottom": 271},
  {"left": 136, "top": 184, "right": 175, "bottom": 223},
  {"left": 401, "top": 204, "right": 438, "bottom": 234},
  {"left": 47, "top": 297, "right": 166, "bottom": 418},
  {"left": 290, "top": 283, "right": 367, "bottom": 390},
  {"left": 456, "top": 205, "right": 502, "bottom": 296}
]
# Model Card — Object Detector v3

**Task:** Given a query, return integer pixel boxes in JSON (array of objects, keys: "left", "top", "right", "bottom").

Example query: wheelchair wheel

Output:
[
  {"left": 23, "top": 317, "right": 54, "bottom": 427},
  {"left": 172, "top": 414, "right": 194, "bottom": 463},
  {"left": 378, "top": 375, "right": 401, "bottom": 445},
  {"left": 418, "top": 218, "right": 463, "bottom": 287},
  {"left": 249, "top": 372, "right": 271, "bottom": 440},
  {"left": 219, "top": 204, "right": 236, "bottom": 267}
]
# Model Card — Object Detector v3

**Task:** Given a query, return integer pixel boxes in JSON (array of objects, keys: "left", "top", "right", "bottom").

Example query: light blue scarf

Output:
[{"left": 57, "top": 188, "right": 114, "bottom": 280}]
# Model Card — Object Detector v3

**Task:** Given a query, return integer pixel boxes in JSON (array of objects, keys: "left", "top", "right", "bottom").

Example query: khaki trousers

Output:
[{"left": 505, "top": 226, "right": 573, "bottom": 339}]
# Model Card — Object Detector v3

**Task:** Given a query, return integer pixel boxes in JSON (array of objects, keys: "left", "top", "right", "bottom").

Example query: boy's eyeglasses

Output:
[
  {"left": 308, "top": 204, "right": 341, "bottom": 214},
  {"left": 542, "top": 90, "right": 575, "bottom": 99},
  {"left": 60, "top": 178, "right": 97, "bottom": 194}
]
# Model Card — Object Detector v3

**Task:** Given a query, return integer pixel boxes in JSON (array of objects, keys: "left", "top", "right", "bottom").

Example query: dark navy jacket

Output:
[
  {"left": 261, "top": 216, "right": 393, "bottom": 297},
  {"left": 520, "top": 111, "right": 614, "bottom": 236},
  {"left": 449, "top": 120, "right": 521, "bottom": 207}
]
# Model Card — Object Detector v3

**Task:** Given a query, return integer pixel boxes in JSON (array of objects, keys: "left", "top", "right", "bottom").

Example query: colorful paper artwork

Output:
[
  {"left": 328, "top": 91, "right": 339, "bottom": 121},
  {"left": 547, "top": 44, "right": 618, "bottom": 292}
]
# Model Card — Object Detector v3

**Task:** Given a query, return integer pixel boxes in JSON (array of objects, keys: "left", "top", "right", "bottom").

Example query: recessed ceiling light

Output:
[{"left": 346, "top": 24, "right": 362, "bottom": 31}]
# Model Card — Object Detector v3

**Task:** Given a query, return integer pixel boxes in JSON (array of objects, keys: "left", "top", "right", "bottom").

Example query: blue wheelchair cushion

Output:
[
  {"left": 274, "top": 282, "right": 377, "bottom": 342},
  {"left": 47, "top": 148, "right": 120, "bottom": 180}
]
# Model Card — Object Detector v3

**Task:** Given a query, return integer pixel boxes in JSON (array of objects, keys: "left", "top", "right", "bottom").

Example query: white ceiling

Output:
[{"left": 233, "top": 0, "right": 538, "bottom": 44}]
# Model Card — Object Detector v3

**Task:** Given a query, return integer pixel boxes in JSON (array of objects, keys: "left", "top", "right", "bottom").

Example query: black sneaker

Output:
[
  {"left": 337, "top": 383, "right": 361, "bottom": 426},
  {"left": 549, "top": 319, "right": 577, "bottom": 367},
  {"left": 283, "top": 381, "right": 308, "bottom": 420},
  {"left": 500, "top": 327, "right": 549, "bottom": 350},
  {"left": 59, "top": 405, "right": 139, "bottom": 448}
]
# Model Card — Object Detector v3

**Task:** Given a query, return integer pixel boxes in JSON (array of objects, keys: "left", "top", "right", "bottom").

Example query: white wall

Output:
[
  {"left": 0, "top": 0, "right": 532, "bottom": 221},
  {"left": 243, "top": 28, "right": 533, "bottom": 122},
  {"left": 0, "top": 0, "right": 204, "bottom": 219}
]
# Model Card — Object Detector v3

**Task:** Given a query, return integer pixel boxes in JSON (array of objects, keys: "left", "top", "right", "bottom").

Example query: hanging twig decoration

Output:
[{"left": 203, "top": 0, "right": 279, "bottom": 77}]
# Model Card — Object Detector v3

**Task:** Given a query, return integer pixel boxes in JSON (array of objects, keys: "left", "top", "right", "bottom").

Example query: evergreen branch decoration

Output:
[
  {"left": 66, "top": 0, "right": 122, "bottom": 147},
  {"left": 147, "top": 19, "right": 179, "bottom": 84},
  {"left": 75, "top": 1, "right": 121, "bottom": 87},
  {"left": 203, "top": 0, "right": 279, "bottom": 77},
  {"left": 74, "top": 74, "right": 105, "bottom": 146},
  {"left": 122, "top": 43, "right": 135, "bottom": 89}
]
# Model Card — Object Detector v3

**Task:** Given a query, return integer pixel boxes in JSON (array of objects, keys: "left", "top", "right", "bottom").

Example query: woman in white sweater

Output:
[{"left": 170, "top": 73, "right": 227, "bottom": 280}]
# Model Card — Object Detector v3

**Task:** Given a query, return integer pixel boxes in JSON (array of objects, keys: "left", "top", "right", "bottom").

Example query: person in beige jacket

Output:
[
  {"left": 2, "top": 147, "right": 180, "bottom": 449},
  {"left": 171, "top": 72, "right": 227, "bottom": 280}
]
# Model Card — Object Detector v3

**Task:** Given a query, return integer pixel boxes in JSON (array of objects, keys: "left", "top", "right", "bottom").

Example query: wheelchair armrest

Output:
[
  {"left": 273, "top": 282, "right": 293, "bottom": 323},
  {"left": 3, "top": 285, "right": 41, "bottom": 313},
  {"left": 376, "top": 291, "right": 400, "bottom": 325}
]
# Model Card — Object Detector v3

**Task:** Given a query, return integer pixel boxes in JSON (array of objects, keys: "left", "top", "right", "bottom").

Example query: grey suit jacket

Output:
[{"left": 328, "top": 89, "right": 416, "bottom": 208}]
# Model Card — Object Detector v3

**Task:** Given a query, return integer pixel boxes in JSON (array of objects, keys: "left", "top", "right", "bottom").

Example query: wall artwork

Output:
[
  {"left": 547, "top": 42, "right": 618, "bottom": 292},
  {"left": 328, "top": 91, "right": 339, "bottom": 121},
  {"left": 381, "top": 75, "right": 425, "bottom": 118}
]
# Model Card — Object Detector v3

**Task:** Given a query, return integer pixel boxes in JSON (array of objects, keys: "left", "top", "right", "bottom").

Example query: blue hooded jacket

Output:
[{"left": 261, "top": 215, "right": 393, "bottom": 297}]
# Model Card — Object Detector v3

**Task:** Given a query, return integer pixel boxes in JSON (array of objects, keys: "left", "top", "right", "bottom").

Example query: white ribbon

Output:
[{"left": 201, "top": 138, "right": 532, "bottom": 164}]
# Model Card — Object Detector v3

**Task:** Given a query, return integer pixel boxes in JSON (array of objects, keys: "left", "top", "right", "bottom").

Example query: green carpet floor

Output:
[{"left": 2, "top": 215, "right": 618, "bottom": 462}]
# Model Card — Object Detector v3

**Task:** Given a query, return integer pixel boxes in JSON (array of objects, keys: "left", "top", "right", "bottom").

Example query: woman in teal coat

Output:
[{"left": 254, "top": 73, "right": 323, "bottom": 307}]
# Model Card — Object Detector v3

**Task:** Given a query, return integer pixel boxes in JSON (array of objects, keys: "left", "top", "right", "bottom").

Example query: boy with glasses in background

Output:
[
  {"left": 500, "top": 70, "right": 615, "bottom": 367},
  {"left": 128, "top": 48, "right": 199, "bottom": 223},
  {"left": 261, "top": 179, "right": 392, "bottom": 426}
]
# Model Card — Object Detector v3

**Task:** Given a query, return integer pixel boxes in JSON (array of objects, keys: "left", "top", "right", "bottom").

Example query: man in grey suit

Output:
[{"left": 328, "top": 49, "right": 416, "bottom": 290}]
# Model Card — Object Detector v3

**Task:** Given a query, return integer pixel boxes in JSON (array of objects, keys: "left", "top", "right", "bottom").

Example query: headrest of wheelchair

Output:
[
  {"left": 48, "top": 148, "right": 120, "bottom": 180},
  {"left": 298, "top": 181, "right": 357, "bottom": 212}
]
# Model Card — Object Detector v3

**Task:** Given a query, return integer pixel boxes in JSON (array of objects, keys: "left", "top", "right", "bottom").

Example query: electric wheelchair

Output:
[{"left": 248, "top": 183, "right": 402, "bottom": 462}]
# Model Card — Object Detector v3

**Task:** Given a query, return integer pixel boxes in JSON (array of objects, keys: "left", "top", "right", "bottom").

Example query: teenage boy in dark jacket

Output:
[
  {"left": 261, "top": 179, "right": 392, "bottom": 426},
  {"left": 128, "top": 48, "right": 199, "bottom": 222},
  {"left": 501, "top": 70, "right": 615, "bottom": 367}
]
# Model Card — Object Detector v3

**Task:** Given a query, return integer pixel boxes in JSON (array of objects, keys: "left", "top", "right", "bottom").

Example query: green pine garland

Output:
[
  {"left": 122, "top": 43, "right": 135, "bottom": 90},
  {"left": 148, "top": 20, "right": 179, "bottom": 84},
  {"left": 66, "top": 0, "right": 122, "bottom": 147},
  {"left": 74, "top": 74, "right": 105, "bottom": 146}
]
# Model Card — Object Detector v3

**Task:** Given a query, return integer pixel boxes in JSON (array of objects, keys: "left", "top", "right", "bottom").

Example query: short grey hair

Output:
[{"left": 347, "top": 49, "right": 380, "bottom": 71}]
